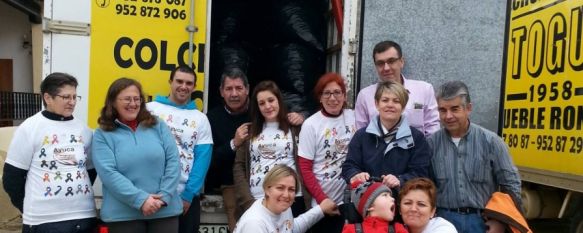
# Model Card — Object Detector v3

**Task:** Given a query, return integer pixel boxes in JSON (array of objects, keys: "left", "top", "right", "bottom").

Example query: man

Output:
[
  {"left": 146, "top": 65, "right": 213, "bottom": 233},
  {"left": 355, "top": 40, "right": 439, "bottom": 136},
  {"left": 205, "top": 67, "right": 308, "bottom": 231},
  {"left": 205, "top": 67, "right": 251, "bottom": 232},
  {"left": 428, "top": 81, "right": 521, "bottom": 233},
  {"left": 2, "top": 73, "right": 97, "bottom": 233}
]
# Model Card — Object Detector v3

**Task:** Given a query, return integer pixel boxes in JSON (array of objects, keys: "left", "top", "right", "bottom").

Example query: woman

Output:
[
  {"left": 234, "top": 164, "right": 336, "bottom": 233},
  {"left": 341, "top": 80, "right": 431, "bottom": 192},
  {"left": 233, "top": 80, "right": 306, "bottom": 216},
  {"left": 342, "top": 180, "right": 408, "bottom": 233},
  {"left": 399, "top": 178, "right": 457, "bottom": 233},
  {"left": 298, "top": 73, "right": 355, "bottom": 232},
  {"left": 92, "top": 78, "right": 182, "bottom": 233}
]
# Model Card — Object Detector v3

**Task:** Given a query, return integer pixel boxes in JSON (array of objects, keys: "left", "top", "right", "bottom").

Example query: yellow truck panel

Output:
[{"left": 501, "top": 0, "right": 583, "bottom": 187}]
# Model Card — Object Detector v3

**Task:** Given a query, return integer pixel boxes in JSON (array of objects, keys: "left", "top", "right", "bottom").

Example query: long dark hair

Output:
[
  {"left": 97, "top": 78, "right": 157, "bottom": 131},
  {"left": 249, "top": 80, "right": 290, "bottom": 138}
]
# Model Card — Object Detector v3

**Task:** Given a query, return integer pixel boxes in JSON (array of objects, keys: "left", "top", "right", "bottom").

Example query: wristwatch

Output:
[{"left": 230, "top": 139, "right": 236, "bottom": 151}]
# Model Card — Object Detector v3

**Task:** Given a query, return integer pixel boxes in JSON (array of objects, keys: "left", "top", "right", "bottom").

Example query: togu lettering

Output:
[
  {"left": 509, "top": 6, "right": 583, "bottom": 79},
  {"left": 113, "top": 37, "right": 205, "bottom": 72}
]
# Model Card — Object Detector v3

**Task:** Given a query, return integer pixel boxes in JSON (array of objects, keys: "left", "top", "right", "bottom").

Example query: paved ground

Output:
[{"left": 0, "top": 215, "right": 21, "bottom": 233}]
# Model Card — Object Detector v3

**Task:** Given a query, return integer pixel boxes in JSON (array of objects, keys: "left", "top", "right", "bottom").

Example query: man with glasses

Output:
[
  {"left": 355, "top": 40, "right": 440, "bottom": 136},
  {"left": 146, "top": 65, "right": 213, "bottom": 233},
  {"left": 3, "top": 72, "right": 97, "bottom": 233}
]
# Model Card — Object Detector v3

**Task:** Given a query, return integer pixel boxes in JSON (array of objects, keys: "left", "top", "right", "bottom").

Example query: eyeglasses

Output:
[
  {"left": 374, "top": 57, "right": 402, "bottom": 67},
  {"left": 322, "top": 90, "right": 343, "bottom": 99},
  {"left": 55, "top": 94, "right": 82, "bottom": 102},
  {"left": 118, "top": 96, "right": 142, "bottom": 105}
]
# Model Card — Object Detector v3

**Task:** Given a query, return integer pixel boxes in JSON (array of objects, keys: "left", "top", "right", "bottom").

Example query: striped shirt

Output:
[{"left": 428, "top": 123, "right": 521, "bottom": 209}]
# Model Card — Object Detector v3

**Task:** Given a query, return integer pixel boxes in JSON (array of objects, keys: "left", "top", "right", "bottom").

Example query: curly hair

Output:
[{"left": 97, "top": 78, "right": 157, "bottom": 131}]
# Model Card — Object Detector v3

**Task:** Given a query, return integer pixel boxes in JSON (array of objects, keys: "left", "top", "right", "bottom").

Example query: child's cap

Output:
[{"left": 351, "top": 180, "right": 391, "bottom": 216}]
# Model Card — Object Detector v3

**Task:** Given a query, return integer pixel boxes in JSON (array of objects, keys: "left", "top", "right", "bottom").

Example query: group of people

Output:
[{"left": 1, "top": 40, "right": 530, "bottom": 233}]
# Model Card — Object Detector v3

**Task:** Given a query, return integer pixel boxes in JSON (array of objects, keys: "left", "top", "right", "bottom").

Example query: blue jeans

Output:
[
  {"left": 22, "top": 217, "right": 97, "bottom": 233},
  {"left": 437, "top": 209, "right": 486, "bottom": 233}
]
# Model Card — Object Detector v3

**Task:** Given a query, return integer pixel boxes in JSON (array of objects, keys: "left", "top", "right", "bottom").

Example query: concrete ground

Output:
[
  {"left": 0, "top": 159, "right": 22, "bottom": 233},
  {"left": 0, "top": 215, "right": 21, "bottom": 233},
  {"left": 1, "top": 129, "right": 23, "bottom": 233}
]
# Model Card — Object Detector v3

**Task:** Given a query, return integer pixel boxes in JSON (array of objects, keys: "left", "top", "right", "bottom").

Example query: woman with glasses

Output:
[
  {"left": 233, "top": 80, "right": 307, "bottom": 217},
  {"left": 92, "top": 78, "right": 182, "bottom": 233},
  {"left": 297, "top": 73, "right": 355, "bottom": 232},
  {"left": 341, "top": 81, "right": 432, "bottom": 195}
]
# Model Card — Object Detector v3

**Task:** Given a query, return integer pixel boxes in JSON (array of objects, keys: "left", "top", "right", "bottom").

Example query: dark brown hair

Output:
[
  {"left": 97, "top": 78, "right": 157, "bottom": 131},
  {"left": 249, "top": 80, "right": 290, "bottom": 138},
  {"left": 372, "top": 40, "right": 402, "bottom": 61},
  {"left": 40, "top": 72, "right": 78, "bottom": 107},
  {"left": 399, "top": 178, "right": 437, "bottom": 210}
]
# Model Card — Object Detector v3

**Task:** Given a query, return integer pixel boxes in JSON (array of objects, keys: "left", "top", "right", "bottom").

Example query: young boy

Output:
[{"left": 342, "top": 180, "right": 408, "bottom": 233}]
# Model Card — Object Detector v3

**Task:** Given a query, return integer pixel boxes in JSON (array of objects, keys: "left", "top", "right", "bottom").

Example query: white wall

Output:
[{"left": 0, "top": 1, "right": 33, "bottom": 92}]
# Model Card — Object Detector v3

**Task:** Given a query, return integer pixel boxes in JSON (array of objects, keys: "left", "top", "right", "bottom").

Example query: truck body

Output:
[
  {"left": 499, "top": 0, "right": 583, "bottom": 231},
  {"left": 348, "top": 0, "right": 583, "bottom": 232}
]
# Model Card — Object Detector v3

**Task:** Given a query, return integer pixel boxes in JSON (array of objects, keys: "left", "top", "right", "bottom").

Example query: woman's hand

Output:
[
  {"left": 381, "top": 174, "right": 400, "bottom": 188},
  {"left": 319, "top": 198, "right": 340, "bottom": 216},
  {"left": 287, "top": 112, "right": 305, "bottom": 126},
  {"left": 141, "top": 194, "right": 164, "bottom": 216},
  {"left": 350, "top": 172, "right": 370, "bottom": 184}
]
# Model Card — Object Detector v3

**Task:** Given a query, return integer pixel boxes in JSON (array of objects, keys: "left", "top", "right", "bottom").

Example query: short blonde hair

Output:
[
  {"left": 262, "top": 164, "right": 299, "bottom": 194},
  {"left": 374, "top": 80, "right": 409, "bottom": 108}
]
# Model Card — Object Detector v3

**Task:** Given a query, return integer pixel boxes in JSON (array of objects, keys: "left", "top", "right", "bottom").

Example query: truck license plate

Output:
[{"left": 199, "top": 225, "right": 228, "bottom": 233}]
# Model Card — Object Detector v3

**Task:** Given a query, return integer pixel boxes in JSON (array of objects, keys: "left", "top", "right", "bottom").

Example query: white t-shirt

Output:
[
  {"left": 249, "top": 122, "right": 301, "bottom": 199},
  {"left": 146, "top": 102, "right": 213, "bottom": 195},
  {"left": 5, "top": 112, "right": 95, "bottom": 225},
  {"left": 422, "top": 217, "right": 458, "bottom": 233},
  {"left": 298, "top": 110, "right": 356, "bottom": 206},
  {"left": 234, "top": 198, "right": 323, "bottom": 233}
]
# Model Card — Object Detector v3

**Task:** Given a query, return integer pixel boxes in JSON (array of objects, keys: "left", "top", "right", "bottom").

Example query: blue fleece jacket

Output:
[
  {"left": 148, "top": 96, "right": 213, "bottom": 203},
  {"left": 92, "top": 120, "right": 182, "bottom": 222},
  {"left": 341, "top": 116, "right": 432, "bottom": 186}
]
